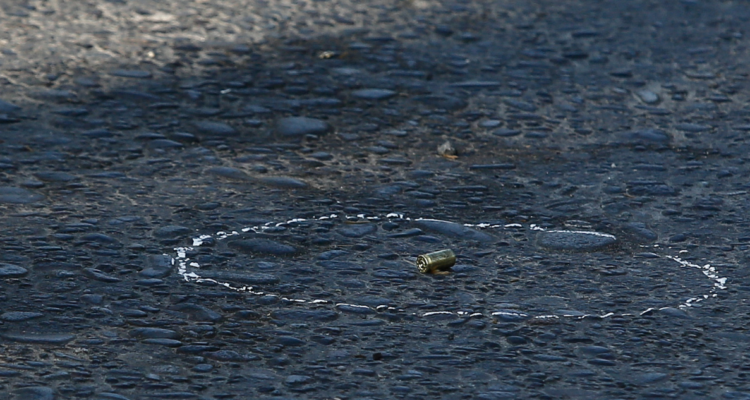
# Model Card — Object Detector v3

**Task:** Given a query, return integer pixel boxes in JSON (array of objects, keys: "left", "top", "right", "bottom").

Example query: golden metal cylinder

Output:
[{"left": 416, "top": 249, "right": 456, "bottom": 273}]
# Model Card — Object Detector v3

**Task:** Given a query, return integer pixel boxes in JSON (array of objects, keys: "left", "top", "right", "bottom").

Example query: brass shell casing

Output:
[{"left": 416, "top": 249, "right": 456, "bottom": 273}]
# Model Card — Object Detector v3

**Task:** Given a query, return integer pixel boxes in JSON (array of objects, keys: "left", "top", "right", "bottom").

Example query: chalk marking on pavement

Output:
[{"left": 169, "top": 214, "right": 728, "bottom": 320}]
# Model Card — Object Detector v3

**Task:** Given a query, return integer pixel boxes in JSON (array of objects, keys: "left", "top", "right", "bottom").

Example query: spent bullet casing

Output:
[{"left": 416, "top": 249, "right": 456, "bottom": 273}]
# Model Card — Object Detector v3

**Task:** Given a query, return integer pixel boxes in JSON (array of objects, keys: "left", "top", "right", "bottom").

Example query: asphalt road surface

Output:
[{"left": 1, "top": 0, "right": 750, "bottom": 399}]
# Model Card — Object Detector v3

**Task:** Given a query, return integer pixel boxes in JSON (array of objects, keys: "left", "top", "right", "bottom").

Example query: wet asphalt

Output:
[{"left": 2, "top": 0, "right": 750, "bottom": 399}]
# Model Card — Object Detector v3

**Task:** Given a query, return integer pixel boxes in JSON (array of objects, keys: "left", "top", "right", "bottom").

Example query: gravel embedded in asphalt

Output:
[{"left": 0, "top": 0, "right": 749, "bottom": 399}]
